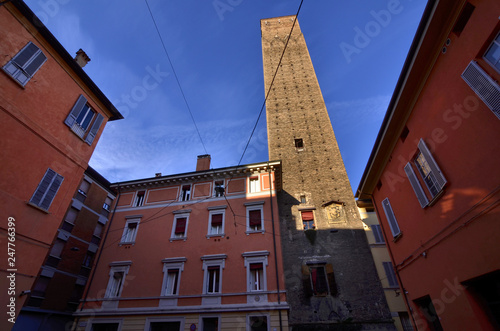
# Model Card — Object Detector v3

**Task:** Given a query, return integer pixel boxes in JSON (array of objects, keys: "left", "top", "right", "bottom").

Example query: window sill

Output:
[
  {"left": 392, "top": 232, "right": 403, "bottom": 243},
  {"left": 119, "top": 242, "right": 135, "bottom": 246},
  {"left": 206, "top": 234, "right": 225, "bottom": 239},
  {"left": 169, "top": 237, "right": 187, "bottom": 242},
  {"left": 427, "top": 189, "right": 445, "bottom": 207},
  {"left": 246, "top": 230, "right": 265, "bottom": 235},
  {"left": 26, "top": 202, "right": 50, "bottom": 214}
]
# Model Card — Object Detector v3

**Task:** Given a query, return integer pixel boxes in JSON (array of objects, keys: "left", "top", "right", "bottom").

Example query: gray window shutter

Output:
[
  {"left": 383, "top": 262, "right": 399, "bottom": 287},
  {"left": 85, "top": 113, "right": 104, "bottom": 145},
  {"left": 418, "top": 139, "right": 447, "bottom": 191},
  {"left": 404, "top": 162, "right": 429, "bottom": 208},
  {"left": 381, "top": 198, "right": 401, "bottom": 238},
  {"left": 65, "top": 95, "right": 87, "bottom": 127},
  {"left": 371, "top": 225, "right": 385, "bottom": 243},
  {"left": 30, "top": 169, "right": 64, "bottom": 211},
  {"left": 24, "top": 51, "right": 47, "bottom": 77},
  {"left": 3, "top": 42, "right": 47, "bottom": 86},
  {"left": 13, "top": 42, "right": 39, "bottom": 68}
]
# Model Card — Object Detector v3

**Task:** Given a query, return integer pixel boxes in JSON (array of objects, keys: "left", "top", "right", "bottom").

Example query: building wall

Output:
[
  {"left": 370, "top": 0, "right": 500, "bottom": 330},
  {"left": 0, "top": 3, "right": 120, "bottom": 330},
  {"left": 358, "top": 206, "right": 412, "bottom": 331},
  {"left": 12, "top": 169, "right": 116, "bottom": 331},
  {"left": 77, "top": 164, "right": 288, "bottom": 330},
  {"left": 262, "top": 16, "right": 394, "bottom": 329}
]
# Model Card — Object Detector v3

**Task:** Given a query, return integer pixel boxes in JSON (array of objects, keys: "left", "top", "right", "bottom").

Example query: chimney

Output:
[
  {"left": 74, "top": 49, "right": 91, "bottom": 68},
  {"left": 196, "top": 154, "right": 211, "bottom": 171}
]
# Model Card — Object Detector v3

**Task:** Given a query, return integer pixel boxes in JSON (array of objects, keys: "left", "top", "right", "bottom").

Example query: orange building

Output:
[
  {"left": 356, "top": 0, "right": 500, "bottom": 330},
  {"left": 75, "top": 157, "right": 289, "bottom": 331},
  {"left": 0, "top": 1, "right": 122, "bottom": 329}
]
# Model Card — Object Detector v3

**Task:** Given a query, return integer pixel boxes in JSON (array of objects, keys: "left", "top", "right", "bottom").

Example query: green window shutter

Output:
[
  {"left": 30, "top": 169, "right": 64, "bottom": 211},
  {"left": 404, "top": 162, "right": 429, "bottom": 208},
  {"left": 382, "top": 198, "right": 401, "bottom": 238},
  {"left": 418, "top": 139, "right": 447, "bottom": 191},
  {"left": 65, "top": 95, "right": 87, "bottom": 127},
  {"left": 85, "top": 113, "right": 104, "bottom": 145}
]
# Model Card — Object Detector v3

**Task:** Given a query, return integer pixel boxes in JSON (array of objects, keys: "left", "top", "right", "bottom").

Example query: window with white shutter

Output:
[
  {"left": 64, "top": 95, "right": 104, "bottom": 145},
  {"left": 383, "top": 261, "right": 399, "bottom": 288},
  {"left": 29, "top": 168, "right": 64, "bottom": 211},
  {"left": 405, "top": 139, "right": 447, "bottom": 207},
  {"left": 2, "top": 42, "right": 47, "bottom": 87},
  {"left": 370, "top": 224, "right": 385, "bottom": 244}
]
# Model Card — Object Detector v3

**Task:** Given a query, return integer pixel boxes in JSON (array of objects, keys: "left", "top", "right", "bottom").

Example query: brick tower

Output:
[{"left": 261, "top": 16, "right": 394, "bottom": 330}]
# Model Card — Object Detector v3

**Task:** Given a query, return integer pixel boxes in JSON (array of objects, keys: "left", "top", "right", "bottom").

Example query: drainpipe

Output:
[
  {"left": 370, "top": 195, "right": 418, "bottom": 330},
  {"left": 268, "top": 164, "right": 283, "bottom": 331},
  {"left": 73, "top": 185, "right": 121, "bottom": 331}
]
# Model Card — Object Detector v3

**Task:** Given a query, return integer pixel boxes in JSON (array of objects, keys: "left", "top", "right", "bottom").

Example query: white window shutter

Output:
[
  {"left": 404, "top": 162, "right": 429, "bottom": 208},
  {"left": 383, "top": 262, "right": 399, "bottom": 287},
  {"left": 2, "top": 42, "right": 47, "bottom": 86},
  {"left": 24, "top": 51, "right": 47, "bottom": 77},
  {"left": 381, "top": 198, "right": 401, "bottom": 238},
  {"left": 12, "top": 42, "right": 39, "bottom": 68},
  {"left": 461, "top": 61, "right": 500, "bottom": 117},
  {"left": 65, "top": 95, "right": 87, "bottom": 127},
  {"left": 418, "top": 139, "right": 447, "bottom": 191},
  {"left": 85, "top": 113, "right": 104, "bottom": 145}
]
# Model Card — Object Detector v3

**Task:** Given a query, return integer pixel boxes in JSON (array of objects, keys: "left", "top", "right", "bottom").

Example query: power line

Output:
[
  {"left": 144, "top": 0, "right": 208, "bottom": 156},
  {"left": 238, "top": 0, "right": 304, "bottom": 166}
]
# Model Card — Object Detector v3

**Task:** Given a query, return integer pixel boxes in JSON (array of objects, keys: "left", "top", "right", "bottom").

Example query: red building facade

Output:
[
  {"left": 0, "top": 1, "right": 122, "bottom": 329},
  {"left": 75, "top": 158, "right": 289, "bottom": 331},
  {"left": 356, "top": 0, "right": 500, "bottom": 330}
]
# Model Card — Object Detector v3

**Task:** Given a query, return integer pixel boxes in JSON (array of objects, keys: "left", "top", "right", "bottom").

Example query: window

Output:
[
  {"left": 405, "top": 139, "right": 447, "bottom": 207},
  {"left": 295, "top": 138, "right": 304, "bottom": 151},
  {"left": 29, "top": 168, "right": 64, "bottom": 211},
  {"left": 134, "top": 191, "right": 145, "bottom": 207},
  {"left": 452, "top": 2, "right": 475, "bottom": 36},
  {"left": 414, "top": 295, "right": 444, "bottom": 331},
  {"left": 309, "top": 265, "right": 329, "bottom": 296},
  {"left": 78, "top": 179, "right": 90, "bottom": 198},
  {"left": 207, "top": 266, "right": 220, "bottom": 294},
  {"left": 171, "top": 213, "right": 189, "bottom": 240},
  {"left": 303, "top": 263, "right": 337, "bottom": 297},
  {"left": 180, "top": 185, "right": 191, "bottom": 201},
  {"left": 301, "top": 210, "right": 315, "bottom": 230},
  {"left": 371, "top": 224, "right": 385, "bottom": 244},
  {"left": 103, "top": 196, "right": 113, "bottom": 213},
  {"left": 160, "top": 258, "right": 185, "bottom": 304},
  {"left": 249, "top": 177, "right": 260, "bottom": 193},
  {"left": 208, "top": 211, "right": 225, "bottom": 236},
  {"left": 82, "top": 251, "right": 95, "bottom": 268},
  {"left": 485, "top": 31, "right": 500, "bottom": 72},
  {"left": 165, "top": 269, "right": 179, "bottom": 295},
  {"left": 201, "top": 255, "right": 226, "bottom": 297},
  {"left": 381, "top": 198, "right": 401, "bottom": 238},
  {"left": 202, "top": 317, "right": 219, "bottom": 331},
  {"left": 27, "top": 276, "right": 51, "bottom": 306},
  {"left": 90, "top": 322, "right": 120, "bottom": 331},
  {"left": 383, "top": 262, "right": 399, "bottom": 288},
  {"left": 463, "top": 270, "right": 500, "bottom": 329},
  {"left": 248, "top": 315, "right": 268, "bottom": 331},
  {"left": 64, "top": 95, "right": 104, "bottom": 145},
  {"left": 62, "top": 207, "right": 78, "bottom": 232},
  {"left": 300, "top": 195, "right": 306, "bottom": 204},
  {"left": 243, "top": 251, "right": 269, "bottom": 293},
  {"left": 214, "top": 180, "right": 225, "bottom": 197},
  {"left": 149, "top": 322, "right": 181, "bottom": 331},
  {"left": 2, "top": 41, "right": 47, "bottom": 86},
  {"left": 399, "top": 312, "right": 414, "bottom": 331},
  {"left": 121, "top": 219, "right": 139, "bottom": 243},
  {"left": 105, "top": 263, "right": 131, "bottom": 298},
  {"left": 246, "top": 203, "right": 264, "bottom": 233}
]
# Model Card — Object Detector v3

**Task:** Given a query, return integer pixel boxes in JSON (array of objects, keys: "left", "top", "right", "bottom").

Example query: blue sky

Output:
[{"left": 24, "top": 0, "right": 427, "bottom": 193}]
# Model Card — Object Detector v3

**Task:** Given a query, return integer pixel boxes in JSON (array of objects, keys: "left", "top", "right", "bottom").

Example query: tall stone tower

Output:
[{"left": 261, "top": 16, "right": 394, "bottom": 330}]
